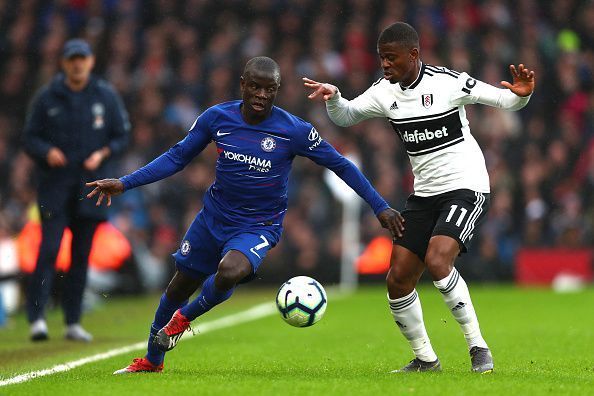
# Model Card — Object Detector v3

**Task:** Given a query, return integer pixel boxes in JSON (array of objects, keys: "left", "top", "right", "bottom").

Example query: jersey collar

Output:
[{"left": 399, "top": 62, "right": 424, "bottom": 91}]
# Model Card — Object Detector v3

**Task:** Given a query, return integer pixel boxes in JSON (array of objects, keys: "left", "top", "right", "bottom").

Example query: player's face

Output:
[
  {"left": 378, "top": 42, "right": 419, "bottom": 85},
  {"left": 240, "top": 70, "right": 280, "bottom": 122},
  {"left": 61, "top": 55, "right": 95, "bottom": 85}
]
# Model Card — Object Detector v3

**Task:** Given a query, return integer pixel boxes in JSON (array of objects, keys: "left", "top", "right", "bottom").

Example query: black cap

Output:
[{"left": 62, "top": 39, "right": 93, "bottom": 58}]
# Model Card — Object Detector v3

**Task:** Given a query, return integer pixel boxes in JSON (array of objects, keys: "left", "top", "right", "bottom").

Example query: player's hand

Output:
[
  {"left": 377, "top": 208, "right": 405, "bottom": 239},
  {"left": 500, "top": 64, "right": 535, "bottom": 97},
  {"left": 47, "top": 147, "right": 67, "bottom": 167},
  {"left": 84, "top": 148, "right": 110, "bottom": 171},
  {"left": 85, "top": 178, "right": 124, "bottom": 207},
  {"left": 303, "top": 77, "right": 338, "bottom": 101}
]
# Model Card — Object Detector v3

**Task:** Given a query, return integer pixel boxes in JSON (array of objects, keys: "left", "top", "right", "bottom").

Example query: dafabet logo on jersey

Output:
[
  {"left": 401, "top": 127, "right": 449, "bottom": 143},
  {"left": 389, "top": 108, "right": 464, "bottom": 156}
]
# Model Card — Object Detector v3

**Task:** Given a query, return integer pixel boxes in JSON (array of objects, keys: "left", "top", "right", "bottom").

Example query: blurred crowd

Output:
[{"left": 1, "top": 0, "right": 594, "bottom": 295}]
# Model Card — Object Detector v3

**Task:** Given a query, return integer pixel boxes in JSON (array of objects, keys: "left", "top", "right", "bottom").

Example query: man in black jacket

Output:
[{"left": 23, "top": 39, "right": 130, "bottom": 342}]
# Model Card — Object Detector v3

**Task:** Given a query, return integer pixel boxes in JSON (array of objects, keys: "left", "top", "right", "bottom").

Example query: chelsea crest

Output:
[
  {"left": 180, "top": 240, "right": 191, "bottom": 256},
  {"left": 261, "top": 137, "right": 276, "bottom": 152}
]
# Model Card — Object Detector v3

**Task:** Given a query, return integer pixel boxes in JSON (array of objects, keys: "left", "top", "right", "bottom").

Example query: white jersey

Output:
[{"left": 326, "top": 63, "right": 531, "bottom": 196}]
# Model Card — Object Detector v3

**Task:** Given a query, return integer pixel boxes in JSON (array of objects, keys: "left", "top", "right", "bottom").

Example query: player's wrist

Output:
[
  {"left": 118, "top": 177, "right": 129, "bottom": 192},
  {"left": 325, "top": 86, "right": 340, "bottom": 102},
  {"left": 374, "top": 202, "right": 390, "bottom": 216}
]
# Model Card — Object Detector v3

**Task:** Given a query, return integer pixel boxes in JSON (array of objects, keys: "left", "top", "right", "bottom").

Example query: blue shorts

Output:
[{"left": 172, "top": 209, "right": 282, "bottom": 281}]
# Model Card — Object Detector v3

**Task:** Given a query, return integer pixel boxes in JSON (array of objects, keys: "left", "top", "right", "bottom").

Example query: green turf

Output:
[{"left": 1, "top": 285, "right": 593, "bottom": 395}]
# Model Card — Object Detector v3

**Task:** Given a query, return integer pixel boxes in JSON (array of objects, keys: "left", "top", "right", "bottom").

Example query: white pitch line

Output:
[{"left": 0, "top": 302, "right": 277, "bottom": 387}]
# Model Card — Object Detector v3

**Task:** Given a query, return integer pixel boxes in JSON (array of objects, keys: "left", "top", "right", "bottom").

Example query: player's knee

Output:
[
  {"left": 386, "top": 267, "right": 416, "bottom": 293},
  {"left": 216, "top": 258, "right": 251, "bottom": 287},
  {"left": 424, "top": 249, "right": 453, "bottom": 279}
]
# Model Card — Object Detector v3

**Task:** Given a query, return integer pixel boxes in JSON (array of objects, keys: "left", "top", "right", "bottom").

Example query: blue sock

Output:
[
  {"left": 146, "top": 293, "right": 187, "bottom": 366},
  {"left": 180, "top": 274, "right": 234, "bottom": 321}
]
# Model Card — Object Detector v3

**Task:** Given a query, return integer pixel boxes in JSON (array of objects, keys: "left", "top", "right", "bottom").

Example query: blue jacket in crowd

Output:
[{"left": 23, "top": 73, "right": 130, "bottom": 219}]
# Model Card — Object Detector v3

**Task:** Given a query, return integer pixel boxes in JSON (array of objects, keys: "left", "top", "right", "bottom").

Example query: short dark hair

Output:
[
  {"left": 243, "top": 56, "right": 281, "bottom": 83},
  {"left": 378, "top": 22, "right": 419, "bottom": 48}
]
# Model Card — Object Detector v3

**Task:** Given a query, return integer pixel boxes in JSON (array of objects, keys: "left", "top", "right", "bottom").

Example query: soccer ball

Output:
[{"left": 275, "top": 276, "right": 327, "bottom": 327}]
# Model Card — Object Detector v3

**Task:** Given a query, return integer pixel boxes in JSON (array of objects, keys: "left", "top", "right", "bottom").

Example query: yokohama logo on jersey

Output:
[{"left": 222, "top": 150, "right": 272, "bottom": 172}]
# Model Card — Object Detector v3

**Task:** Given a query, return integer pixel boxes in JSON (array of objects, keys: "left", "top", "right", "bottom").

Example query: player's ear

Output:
[{"left": 410, "top": 47, "right": 419, "bottom": 62}]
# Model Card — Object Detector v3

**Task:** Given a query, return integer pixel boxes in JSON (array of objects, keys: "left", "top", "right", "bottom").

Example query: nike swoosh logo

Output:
[{"left": 216, "top": 130, "right": 231, "bottom": 137}]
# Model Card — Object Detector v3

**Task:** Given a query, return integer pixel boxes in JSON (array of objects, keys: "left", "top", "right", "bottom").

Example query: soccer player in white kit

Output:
[{"left": 304, "top": 22, "right": 535, "bottom": 373}]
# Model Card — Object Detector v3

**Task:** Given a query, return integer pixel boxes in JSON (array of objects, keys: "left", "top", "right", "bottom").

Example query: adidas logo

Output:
[
  {"left": 395, "top": 320, "right": 407, "bottom": 329},
  {"left": 451, "top": 301, "right": 466, "bottom": 312},
  {"left": 389, "top": 101, "right": 398, "bottom": 110}
]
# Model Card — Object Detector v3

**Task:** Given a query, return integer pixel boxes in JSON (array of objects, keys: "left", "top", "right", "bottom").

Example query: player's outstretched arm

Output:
[
  {"left": 500, "top": 64, "right": 535, "bottom": 97},
  {"left": 377, "top": 208, "right": 405, "bottom": 239},
  {"left": 85, "top": 178, "right": 124, "bottom": 207},
  {"left": 303, "top": 77, "right": 338, "bottom": 101}
]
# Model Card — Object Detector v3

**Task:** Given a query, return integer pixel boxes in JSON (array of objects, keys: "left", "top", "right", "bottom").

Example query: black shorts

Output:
[{"left": 394, "top": 189, "right": 490, "bottom": 261}]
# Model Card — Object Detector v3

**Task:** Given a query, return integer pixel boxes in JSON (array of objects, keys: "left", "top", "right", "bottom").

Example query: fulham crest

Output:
[
  {"left": 421, "top": 94, "right": 433, "bottom": 109},
  {"left": 261, "top": 137, "right": 276, "bottom": 152}
]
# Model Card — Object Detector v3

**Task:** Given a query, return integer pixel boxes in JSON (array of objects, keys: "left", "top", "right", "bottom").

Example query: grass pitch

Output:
[{"left": 1, "top": 285, "right": 593, "bottom": 395}]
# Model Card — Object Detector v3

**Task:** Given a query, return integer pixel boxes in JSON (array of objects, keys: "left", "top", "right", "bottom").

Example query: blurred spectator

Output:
[{"left": 21, "top": 38, "right": 130, "bottom": 342}]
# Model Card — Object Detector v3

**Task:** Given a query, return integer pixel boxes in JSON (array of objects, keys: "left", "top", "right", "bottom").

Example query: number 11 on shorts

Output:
[{"left": 445, "top": 204, "right": 468, "bottom": 227}]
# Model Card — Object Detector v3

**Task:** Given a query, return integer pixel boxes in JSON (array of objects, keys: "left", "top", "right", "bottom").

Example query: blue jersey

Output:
[{"left": 121, "top": 101, "right": 388, "bottom": 226}]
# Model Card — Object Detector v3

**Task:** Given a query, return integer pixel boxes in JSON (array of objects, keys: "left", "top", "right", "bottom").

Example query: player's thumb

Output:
[{"left": 500, "top": 81, "right": 512, "bottom": 89}]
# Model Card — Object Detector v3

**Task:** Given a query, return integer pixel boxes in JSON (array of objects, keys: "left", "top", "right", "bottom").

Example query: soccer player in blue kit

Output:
[{"left": 87, "top": 56, "right": 404, "bottom": 374}]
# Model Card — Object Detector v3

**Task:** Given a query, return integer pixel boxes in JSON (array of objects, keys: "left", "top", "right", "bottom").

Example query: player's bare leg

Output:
[
  {"left": 387, "top": 245, "right": 440, "bottom": 372},
  {"left": 213, "top": 250, "right": 253, "bottom": 291},
  {"left": 154, "top": 250, "right": 252, "bottom": 352},
  {"left": 425, "top": 235, "right": 493, "bottom": 373},
  {"left": 165, "top": 270, "right": 206, "bottom": 302}
]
